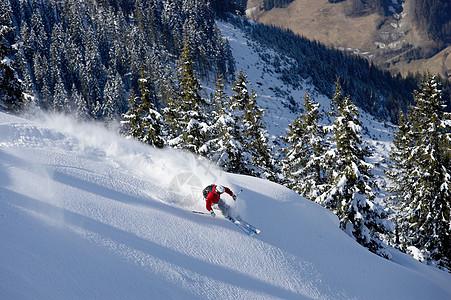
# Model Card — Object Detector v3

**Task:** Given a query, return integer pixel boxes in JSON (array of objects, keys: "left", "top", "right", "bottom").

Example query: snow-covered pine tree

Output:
[
  {"left": 318, "top": 84, "right": 390, "bottom": 257},
  {"left": 241, "top": 79, "right": 275, "bottom": 180},
  {"left": 388, "top": 74, "right": 451, "bottom": 270},
  {"left": 122, "top": 67, "right": 165, "bottom": 148},
  {"left": 229, "top": 69, "right": 249, "bottom": 112},
  {"left": 203, "top": 74, "right": 243, "bottom": 171},
  {"left": 200, "top": 74, "right": 225, "bottom": 161},
  {"left": 122, "top": 90, "right": 142, "bottom": 139},
  {"left": 49, "top": 23, "right": 66, "bottom": 94},
  {"left": 102, "top": 69, "right": 124, "bottom": 124},
  {"left": 83, "top": 25, "right": 106, "bottom": 118},
  {"left": 72, "top": 84, "right": 90, "bottom": 121},
  {"left": 385, "top": 112, "right": 414, "bottom": 246},
  {"left": 283, "top": 91, "right": 328, "bottom": 199},
  {"left": 164, "top": 40, "right": 209, "bottom": 153},
  {"left": 202, "top": 72, "right": 252, "bottom": 174},
  {"left": 282, "top": 102, "right": 305, "bottom": 186},
  {"left": 15, "top": 44, "right": 33, "bottom": 96},
  {"left": 149, "top": 47, "right": 173, "bottom": 109},
  {"left": 0, "top": 2, "right": 24, "bottom": 112},
  {"left": 328, "top": 77, "right": 345, "bottom": 118},
  {"left": 53, "top": 72, "right": 68, "bottom": 113},
  {"left": 224, "top": 70, "right": 258, "bottom": 175}
]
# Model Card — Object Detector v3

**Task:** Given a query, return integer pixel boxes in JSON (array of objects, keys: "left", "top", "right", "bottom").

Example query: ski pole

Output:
[{"left": 234, "top": 189, "right": 243, "bottom": 201}]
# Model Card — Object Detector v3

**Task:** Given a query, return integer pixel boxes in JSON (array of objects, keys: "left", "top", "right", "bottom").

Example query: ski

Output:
[
  {"left": 238, "top": 219, "right": 261, "bottom": 235},
  {"left": 192, "top": 211, "right": 261, "bottom": 236},
  {"left": 227, "top": 216, "right": 261, "bottom": 236}
]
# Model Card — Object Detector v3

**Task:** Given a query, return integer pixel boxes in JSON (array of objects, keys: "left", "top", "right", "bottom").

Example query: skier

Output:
[
  {"left": 199, "top": 185, "right": 260, "bottom": 236},
  {"left": 203, "top": 184, "right": 237, "bottom": 218}
]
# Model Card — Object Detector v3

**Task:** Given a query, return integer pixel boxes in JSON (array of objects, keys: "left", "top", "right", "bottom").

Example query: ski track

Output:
[{"left": 0, "top": 113, "right": 326, "bottom": 299}]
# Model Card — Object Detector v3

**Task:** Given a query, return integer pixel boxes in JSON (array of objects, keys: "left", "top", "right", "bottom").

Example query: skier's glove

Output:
[
  {"left": 209, "top": 210, "right": 216, "bottom": 217},
  {"left": 232, "top": 194, "right": 237, "bottom": 201}
]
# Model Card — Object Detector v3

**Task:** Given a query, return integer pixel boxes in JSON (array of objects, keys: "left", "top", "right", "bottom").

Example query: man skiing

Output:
[
  {"left": 203, "top": 184, "right": 237, "bottom": 218},
  {"left": 200, "top": 185, "right": 260, "bottom": 236}
]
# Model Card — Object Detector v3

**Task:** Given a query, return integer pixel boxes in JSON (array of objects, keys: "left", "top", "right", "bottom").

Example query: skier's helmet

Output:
[{"left": 216, "top": 185, "right": 225, "bottom": 194}]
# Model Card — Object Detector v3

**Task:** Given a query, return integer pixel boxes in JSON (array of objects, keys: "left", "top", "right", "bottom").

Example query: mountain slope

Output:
[
  {"left": 247, "top": 0, "right": 451, "bottom": 79},
  {"left": 248, "top": 0, "right": 380, "bottom": 52},
  {"left": 1, "top": 111, "right": 450, "bottom": 299}
]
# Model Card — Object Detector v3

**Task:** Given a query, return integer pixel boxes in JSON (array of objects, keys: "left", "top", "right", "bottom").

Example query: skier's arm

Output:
[
  {"left": 206, "top": 200, "right": 213, "bottom": 211},
  {"left": 225, "top": 187, "right": 233, "bottom": 197},
  {"left": 205, "top": 196, "right": 215, "bottom": 217},
  {"left": 206, "top": 193, "right": 214, "bottom": 211},
  {"left": 224, "top": 187, "right": 237, "bottom": 200}
]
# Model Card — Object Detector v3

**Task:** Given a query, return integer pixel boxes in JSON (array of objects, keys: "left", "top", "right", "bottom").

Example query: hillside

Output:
[
  {"left": 2, "top": 0, "right": 451, "bottom": 287},
  {"left": 1, "top": 111, "right": 451, "bottom": 299},
  {"left": 247, "top": 0, "right": 451, "bottom": 79},
  {"left": 389, "top": 45, "right": 451, "bottom": 78},
  {"left": 247, "top": 0, "right": 381, "bottom": 53},
  {"left": 2, "top": 5, "right": 451, "bottom": 296}
]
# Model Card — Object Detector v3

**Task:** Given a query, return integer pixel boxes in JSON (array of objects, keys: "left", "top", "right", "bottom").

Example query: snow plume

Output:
[
  {"left": 0, "top": 115, "right": 65, "bottom": 227},
  {"left": 38, "top": 113, "right": 235, "bottom": 212}
]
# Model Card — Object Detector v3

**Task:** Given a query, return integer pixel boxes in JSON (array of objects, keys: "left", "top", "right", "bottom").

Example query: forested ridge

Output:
[
  {"left": 228, "top": 16, "right": 439, "bottom": 121},
  {"left": 4, "top": 0, "right": 235, "bottom": 120},
  {"left": 3, "top": 0, "right": 450, "bottom": 121},
  {"left": 262, "top": 0, "right": 294, "bottom": 11},
  {"left": 340, "top": 0, "right": 451, "bottom": 42},
  {"left": 412, "top": 0, "right": 451, "bottom": 44}
]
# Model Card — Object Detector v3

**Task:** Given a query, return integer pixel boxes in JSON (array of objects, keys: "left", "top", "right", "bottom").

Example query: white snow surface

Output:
[{"left": 1, "top": 111, "right": 450, "bottom": 299}]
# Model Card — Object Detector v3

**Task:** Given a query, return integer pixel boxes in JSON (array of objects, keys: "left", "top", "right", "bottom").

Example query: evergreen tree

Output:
[
  {"left": 29, "top": 10, "right": 48, "bottom": 55},
  {"left": 122, "top": 67, "right": 165, "bottom": 148},
  {"left": 164, "top": 41, "right": 209, "bottom": 153},
  {"left": 49, "top": 23, "right": 65, "bottom": 90},
  {"left": 318, "top": 84, "right": 390, "bottom": 257},
  {"left": 0, "top": 1, "right": 24, "bottom": 112},
  {"left": 283, "top": 91, "right": 328, "bottom": 199},
  {"left": 225, "top": 70, "right": 258, "bottom": 175},
  {"left": 72, "top": 84, "right": 90, "bottom": 121},
  {"left": 328, "top": 77, "right": 345, "bottom": 118},
  {"left": 200, "top": 73, "right": 225, "bottom": 160},
  {"left": 229, "top": 69, "right": 249, "bottom": 112},
  {"left": 53, "top": 72, "right": 68, "bottom": 113},
  {"left": 103, "top": 70, "right": 123, "bottom": 123},
  {"left": 385, "top": 112, "right": 414, "bottom": 246},
  {"left": 204, "top": 74, "right": 245, "bottom": 170},
  {"left": 40, "top": 81, "right": 52, "bottom": 109},
  {"left": 388, "top": 74, "right": 451, "bottom": 270},
  {"left": 202, "top": 71, "right": 268, "bottom": 176},
  {"left": 241, "top": 80, "right": 275, "bottom": 180},
  {"left": 33, "top": 52, "right": 51, "bottom": 108},
  {"left": 83, "top": 25, "right": 106, "bottom": 112}
]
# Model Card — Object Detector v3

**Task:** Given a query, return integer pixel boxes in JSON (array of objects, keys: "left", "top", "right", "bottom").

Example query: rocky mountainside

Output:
[{"left": 247, "top": 0, "right": 451, "bottom": 79}]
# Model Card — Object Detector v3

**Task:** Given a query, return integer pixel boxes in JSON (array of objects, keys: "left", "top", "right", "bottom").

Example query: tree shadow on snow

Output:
[{"left": 2, "top": 187, "right": 307, "bottom": 299}]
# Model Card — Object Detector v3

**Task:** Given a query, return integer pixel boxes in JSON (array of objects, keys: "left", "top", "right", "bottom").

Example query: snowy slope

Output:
[
  {"left": 218, "top": 20, "right": 307, "bottom": 140},
  {"left": 1, "top": 112, "right": 450, "bottom": 300},
  {"left": 218, "top": 20, "right": 394, "bottom": 152}
]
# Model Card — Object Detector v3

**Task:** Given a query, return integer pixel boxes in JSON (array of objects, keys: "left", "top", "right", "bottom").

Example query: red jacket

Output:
[{"left": 205, "top": 185, "right": 233, "bottom": 211}]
